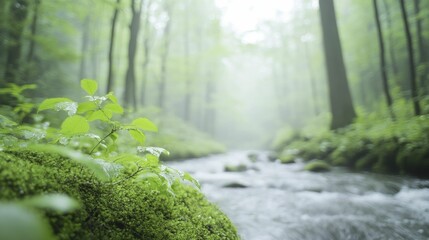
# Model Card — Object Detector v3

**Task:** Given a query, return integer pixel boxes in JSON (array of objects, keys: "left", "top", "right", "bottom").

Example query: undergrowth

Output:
[{"left": 273, "top": 107, "right": 429, "bottom": 178}]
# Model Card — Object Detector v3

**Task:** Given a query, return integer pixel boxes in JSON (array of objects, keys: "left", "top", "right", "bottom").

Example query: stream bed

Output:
[{"left": 167, "top": 151, "right": 429, "bottom": 240}]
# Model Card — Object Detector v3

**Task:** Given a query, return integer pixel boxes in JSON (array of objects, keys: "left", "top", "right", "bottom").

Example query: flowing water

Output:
[{"left": 167, "top": 151, "right": 429, "bottom": 240}]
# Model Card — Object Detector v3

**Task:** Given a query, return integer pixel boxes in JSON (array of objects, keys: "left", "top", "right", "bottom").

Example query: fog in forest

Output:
[{"left": 1, "top": 0, "right": 429, "bottom": 239}]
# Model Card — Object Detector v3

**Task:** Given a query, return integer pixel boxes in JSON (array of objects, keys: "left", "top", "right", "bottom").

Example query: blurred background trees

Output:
[{"left": 1, "top": 0, "right": 428, "bottom": 148}]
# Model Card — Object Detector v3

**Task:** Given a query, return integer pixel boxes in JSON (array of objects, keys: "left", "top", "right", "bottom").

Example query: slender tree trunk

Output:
[
  {"left": 106, "top": 0, "right": 120, "bottom": 94},
  {"left": 414, "top": 0, "right": 428, "bottom": 95},
  {"left": 26, "top": 0, "right": 40, "bottom": 63},
  {"left": 204, "top": 77, "right": 216, "bottom": 135},
  {"left": 382, "top": 0, "right": 399, "bottom": 77},
  {"left": 318, "top": 0, "right": 356, "bottom": 129},
  {"left": 4, "top": 0, "right": 29, "bottom": 85},
  {"left": 124, "top": 0, "right": 143, "bottom": 109},
  {"left": 140, "top": 0, "right": 152, "bottom": 106},
  {"left": 183, "top": 0, "right": 191, "bottom": 121},
  {"left": 79, "top": 15, "right": 90, "bottom": 81},
  {"left": 399, "top": 0, "right": 421, "bottom": 115},
  {"left": 0, "top": 0, "right": 9, "bottom": 78},
  {"left": 373, "top": 0, "right": 394, "bottom": 118},
  {"left": 158, "top": 2, "right": 172, "bottom": 109}
]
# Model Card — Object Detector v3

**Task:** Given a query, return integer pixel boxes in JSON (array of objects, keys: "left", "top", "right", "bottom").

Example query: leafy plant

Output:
[
  {"left": 0, "top": 80, "right": 199, "bottom": 191},
  {"left": 38, "top": 79, "right": 157, "bottom": 155},
  {"left": 0, "top": 83, "right": 37, "bottom": 122}
]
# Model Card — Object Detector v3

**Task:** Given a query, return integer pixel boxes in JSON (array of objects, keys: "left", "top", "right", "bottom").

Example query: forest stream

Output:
[{"left": 168, "top": 151, "right": 429, "bottom": 240}]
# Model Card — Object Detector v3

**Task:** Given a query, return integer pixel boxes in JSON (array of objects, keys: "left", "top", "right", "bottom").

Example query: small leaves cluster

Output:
[
  {"left": 0, "top": 83, "right": 37, "bottom": 122},
  {"left": 38, "top": 79, "right": 158, "bottom": 155}
]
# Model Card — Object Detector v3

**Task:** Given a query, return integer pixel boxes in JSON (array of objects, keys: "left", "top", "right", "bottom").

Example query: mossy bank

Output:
[
  {"left": 274, "top": 115, "right": 429, "bottom": 178},
  {"left": 0, "top": 150, "right": 239, "bottom": 240}
]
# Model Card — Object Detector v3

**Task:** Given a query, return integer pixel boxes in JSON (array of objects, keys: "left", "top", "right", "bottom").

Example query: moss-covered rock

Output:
[
  {"left": 0, "top": 150, "right": 239, "bottom": 240},
  {"left": 279, "top": 154, "right": 295, "bottom": 164},
  {"left": 247, "top": 153, "right": 259, "bottom": 162},
  {"left": 304, "top": 160, "right": 331, "bottom": 172},
  {"left": 224, "top": 164, "right": 248, "bottom": 172}
]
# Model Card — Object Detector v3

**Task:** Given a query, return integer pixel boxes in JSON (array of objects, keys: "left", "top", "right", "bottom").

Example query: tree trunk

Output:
[
  {"left": 158, "top": 2, "right": 172, "bottom": 109},
  {"left": 414, "top": 0, "right": 428, "bottom": 95},
  {"left": 399, "top": 0, "right": 421, "bottom": 115},
  {"left": 183, "top": 0, "right": 191, "bottom": 121},
  {"left": 78, "top": 14, "right": 90, "bottom": 82},
  {"left": 140, "top": 0, "right": 152, "bottom": 106},
  {"left": 106, "top": 0, "right": 120, "bottom": 94},
  {"left": 373, "top": 0, "right": 394, "bottom": 118},
  {"left": 0, "top": 0, "right": 9, "bottom": 78},
  {"left": 318, "top": 0, "right": 356, "bottom": 129},
  {"left": 382, "top": 0, "right": 399, "bottom": 78},
  {"left": 26, "top": 0, "right": 40, "bottom": 63},
  {"left": 4, "top": 0, "right": 29, "bottom": 85},
  {"left": 123, "top": 0, "right": 143, "bottom": 109}
]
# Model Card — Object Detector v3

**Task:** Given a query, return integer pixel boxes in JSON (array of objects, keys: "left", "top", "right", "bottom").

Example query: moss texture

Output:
[
  {"left": 304, "top": 160, "right": 331, "bottom": 172},
  {"left": 0, "top": 150, "right": 239, "bottom": 240}
]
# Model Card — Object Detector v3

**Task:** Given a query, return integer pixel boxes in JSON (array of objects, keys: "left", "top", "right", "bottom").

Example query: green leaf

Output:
[
  {"left": 60, "top": 115, "right": 89, "bottom": 135},
  {"left": 38, "top": 98, "right": 73, "bottom": 112},
  {"left": 106, "top": 92, "right": 118, "bottom": 103},
  {"left": 87, "top": 110, "right": 111, "bottom": 122},
  {"left": 77, "top": 101, "right": 97, "bottom": 114},
  {"left": 80, "top": 79, "right": 98, "bottom": 95},
  {"left": 137, "top": 147, "right": 169, "bottom": 158},
  {"left": 183, "top": 172, "right": 201, "bottom": 189},
  {"left": 129, "top": 129, "right": 145, "bottom": 144},
  {"left": 0, "top": 203, "right": 55, "bottom": 240},
  {"left": 131, "top": 118, "right": 158, "bottom": 132},
  {"left": 0, "top": 114, "right": 17, "bottom": 128},
  {"left": 103, "top": 103, "right": 123, "bottom": 114},
  {"left": 23, "top": 194, "right": 80, "bottom": 213}
]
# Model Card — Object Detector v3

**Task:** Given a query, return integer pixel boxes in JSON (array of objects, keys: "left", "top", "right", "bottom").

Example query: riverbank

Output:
[{"left": 273, "top": 114, "right": 429, "bottom": 178}]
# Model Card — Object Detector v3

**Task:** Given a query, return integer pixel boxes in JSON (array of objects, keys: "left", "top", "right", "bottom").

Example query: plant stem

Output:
[{"left": 90, "top": 129, "right": 115, "bottom": 155}]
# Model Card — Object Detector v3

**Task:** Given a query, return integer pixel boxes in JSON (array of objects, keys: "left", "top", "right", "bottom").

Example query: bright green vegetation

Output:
[
  {"left": 274, "top": 113, "right": 429, "bottom": 178},
  {"left": 0, "top": 81, "right": 238, "bottom": 239},
  {"left": 0, "top": 150, "right": 239, "bottom": 240},
  {"left": 279, "top": 154, "right": 296, "bottom": 164},
  {"left": 304, "top": 160, "right": 331, "bottom": 172}
]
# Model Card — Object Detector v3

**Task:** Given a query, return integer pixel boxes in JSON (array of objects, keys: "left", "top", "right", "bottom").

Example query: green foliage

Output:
[
  {"left": 0, "top": 193, "right": 79, "bottom": 240},
  {"left": 276, "top": 112, "right": 429, "bottom": 177},
  {"left": 0, "top": 81, "right": 237, "bottom": 239},
  {"left": 0, "top": 83, "right": 37, "bottom": 122},
  {"left": 36, "top": 79, "right": 156, "bottom": 155}
]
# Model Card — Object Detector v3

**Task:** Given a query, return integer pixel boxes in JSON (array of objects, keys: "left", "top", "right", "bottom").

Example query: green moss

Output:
[
  {"left": 304, "top": 160, "right": 331, "bottom": 172},
  {"left": 224, "top": 164, "right": 247, "bottom": 172},
  {"left": 279, "top": 154, "right": 295, "bottom": 164},
  {"left": 0, "top": 150, "right": 239, "bottom": 240},
  {"left": 275, "top": 114, "right": 429, "bottom": 178}
]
